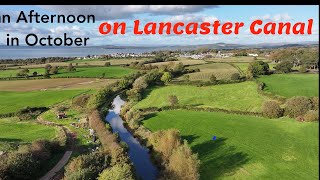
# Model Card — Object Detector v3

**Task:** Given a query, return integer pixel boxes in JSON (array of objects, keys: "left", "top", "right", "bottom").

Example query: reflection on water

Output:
[{"left": 105, "top": 95, "right": 158, "bottom": 180}]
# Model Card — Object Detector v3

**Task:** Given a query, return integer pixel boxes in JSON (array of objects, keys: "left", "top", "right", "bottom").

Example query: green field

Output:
[
  {"left": 232, "top": 63, "right": 276, "bottom": 74},
  {"left": 181, "top": 63, "right": 240, "bottom": 81},
  {"left": 259, "top": 74, "right": 319, "bottom": 98},
  {"left": 0, "top": 117, "right": 57, "bottom": 150},
  {"left": 0, "top": 89, "right": 88, "bottom": 114},
  {"left": 0, "top": 66, "right": 135, "bottom": 78},
  {"left": 51, "top": 66, "right": 136, "bottom": 78},
  {"left": 143, "top": 110, "right": 319, "bottom": 180},
  {"left": 134, "top": 81, "right": 268, "bottom": 112}
]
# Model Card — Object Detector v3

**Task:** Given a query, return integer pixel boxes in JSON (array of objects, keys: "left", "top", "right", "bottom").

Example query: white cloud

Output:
[
  {"left": 167, "top": 14, "right": 218, "bottom": 22},
  {"left": 40, "top": 5, "right": 219, "bottom": 20},
  {"left": 251, "top": 13, "right": 292, "bottom": 21}
]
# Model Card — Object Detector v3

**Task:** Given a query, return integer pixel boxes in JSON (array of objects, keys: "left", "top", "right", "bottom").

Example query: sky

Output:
[{"left": 0, "top": 5, "right": 318, "bottom": 46}]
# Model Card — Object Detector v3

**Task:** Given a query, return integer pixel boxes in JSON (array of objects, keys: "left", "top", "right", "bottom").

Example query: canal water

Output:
[{"left": 105, "top": 95, "right": 158, "bottom": 180}]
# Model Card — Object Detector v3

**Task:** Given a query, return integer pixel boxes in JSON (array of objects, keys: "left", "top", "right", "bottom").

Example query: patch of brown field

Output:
[{"left": 0, "top": 78, "right": 118, "bottom": 91}]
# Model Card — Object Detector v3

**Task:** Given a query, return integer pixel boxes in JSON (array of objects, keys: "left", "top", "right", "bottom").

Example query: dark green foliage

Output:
[
  {"left": 274, "top": 61, "right": 293, "bottom": 73},
  {"left": 247, "top": 61, "right": 269, "bottom": 77}
]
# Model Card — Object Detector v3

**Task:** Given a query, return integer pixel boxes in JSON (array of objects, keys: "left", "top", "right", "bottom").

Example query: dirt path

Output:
[{"left": 37, "top": 117, "right": 76, "bottom": 180}]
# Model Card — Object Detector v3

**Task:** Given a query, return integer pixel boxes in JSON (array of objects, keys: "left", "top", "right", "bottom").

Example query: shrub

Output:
[
  {"left": 258, "top": 82, "right": 265, "bottom": 90},
  {"left": 247, "top": 61, "right": 269, "bottom": 77},
  {"left": 262, "top": 101, "right": 283, "bottom": 118},
  {"left": 98, "top": 163, "right": 134, "bottom": 180},
  {"left": 274, "top": 61, "right": 293, "bottom": 73},
  {"left": 285, "top": 96, "right": 312, "bottom": 118},
  {"left": 161, "top": 72, "right": 172, "bottom": 84},
  {"left": 104, "top": 62, "right": 111, "bottom": 66},
  {"left": 72, "top": 94, "right": 91, "bottom": 108},
  {"left": 64, "top": 152, "right": 109, "bottom": 180},
  {"left": 299, "top": 65, "right": 307, "bottom": 73},
  {"left": 209, "top": 74, "right": 217, "bottom": 83},
  {"left": 303, "top": 110, "right": 319, "bottom": 122},
  {"left": 165, "top": 140, "right": 200, "bottom": 180},
  {"left": 132, "top": 76, "right": 148, "bottom": 90},
  {"left": 149, "top": 129, "right": 181, "bottom": 162},
  {"left": 168, "top": 95, "right": 179, "bottom": 107},
  {"left": 230, "top": 73, "right": 240, "bottom": 80},
  {"left": 311, "top": 96, "right": 319, "bottom": 110}
]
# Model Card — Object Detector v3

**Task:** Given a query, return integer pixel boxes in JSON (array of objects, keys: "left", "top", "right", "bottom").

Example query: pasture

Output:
[
  {"left": 51, "top": 66, "right": 136, "bottom": 78},
  {"left": 149, "top": 59, "right": 207, "bottom": 67},
  {"left": 205, "top": 56, "right": 267, "bottom": 63},
  {"left": 258, "top": 74, "right": 319, "bottom": 98},
  {"left": 0, "top": 117, "right": 57, "bottom": 150},
  {"left": 143, "top": 110, "right": 319, "bottom": 180},
  {"left": 0, "top": 78, "right": 117, "bottom": 91},
  {"left": 134, "top": 81, "right": 269, "bottom": 112},
  {"left": 181, "top": 63, "right": 240, "bottom": 81},
  {"left": 0, "top": 89, "right": 88, "bottom": 114},
  {"left": 0, "top": 68, "right": 45, "bottom": 78}
]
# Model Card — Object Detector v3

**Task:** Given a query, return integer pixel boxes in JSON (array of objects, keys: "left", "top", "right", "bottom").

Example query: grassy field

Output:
[
  {"left": 150, "top": 59, "right": 207, "bottom": 67},
  {"left": 143, "top": 110, "right": 319, "bottom": 180},
  {"left": 205, "top": 56, "right": 267, "bottom": 63},
  {"left": 0, "top": 117, "right": 57, "bottom": 150},
  {"left": 232, "top": 63, "right": 277, "bottom": 74},
  {"left": 134, "top": 81, "right": 269, "bottom": 112},
  {"left": 41, "top": 109, "right": 94, "bottom": 148},
  {"left": 0, "top": 89, "right": 89, "bottom": 114},
  {"left": 180, "top": 63, "right": 240, "bottom": 81},
  {"left": 1, "top": 66, "right": 135, "bottom": 78},
  {"left": 258, "top": 74, "right": 319, "bottom": 98},
  {"left": 0, "top": 78, "right": 117, "bottom": 91},
  {"left": 51, "top": 66, "right": 136, "bottom": 78}
]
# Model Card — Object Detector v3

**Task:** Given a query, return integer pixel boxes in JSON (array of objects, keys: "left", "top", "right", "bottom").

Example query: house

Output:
[{"left": 248, "top": 53, "right": 259, "bottom": 57}]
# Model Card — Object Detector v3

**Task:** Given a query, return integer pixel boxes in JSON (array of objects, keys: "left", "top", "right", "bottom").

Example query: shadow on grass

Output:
[
  {"left": 181, "top": 134, "right": 200, "bottom": 144},
  {"left": 192, "top": 137, "right": 249, "bottom": 179}
]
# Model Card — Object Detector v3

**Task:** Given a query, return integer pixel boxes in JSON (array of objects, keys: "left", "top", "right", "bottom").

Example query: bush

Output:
[
  {"left": 274, "top": 61, "right": 293, "bottom": 73},
  {"left": 72, "top": 94, "right": 91, "bottom": 108},
  {"left": 285, "top": 96, "right": 312, "bottom": 118},
  {"left": 104, "top": 62, "right": 111, "bottom": 66},
  {"left": 161, "top": 72, "right": 172, "bottom": 84},
  {"left": 311, "top": 97, "right": 319, "bottom": 110},
  {"left": 299, "top": 65, "right": 307, "bottom": 73},
  {"left": 230, "top": 73, "right": 240, "bottom": 80},
  {"left": 64, "top": 152, "right": 110, "bottom": 180},
  {"left": 258, "top": 82, "right": 265, "bottom": 90},
  {"left": 209, "top": 74, "right": 217, "bottom": 83},
  {"left": 149, "top": 129, "right": 181, "bottom": 162},
  {"left": 247, "top": 61, "right": 269, "bottom": 77},
  {"left": 98, "top": 163, "right": 134, "bottom": 180},
  {"left": 303, "top": 110, "right": 319, "bottom": 122},
  {"left": 168, "top": 95, "right": 179, "bottom": 107},
  {"left": 262, "top": 101, "right": 283, "bottom": 118}
]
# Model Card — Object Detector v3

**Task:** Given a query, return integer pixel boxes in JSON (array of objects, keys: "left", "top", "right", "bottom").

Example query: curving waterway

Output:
[{"left": 105, "top": 95, "right": 158, "bottom": 180}]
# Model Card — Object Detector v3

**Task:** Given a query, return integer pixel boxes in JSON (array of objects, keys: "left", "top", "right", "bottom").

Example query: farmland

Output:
[
  {"left": 181, "top": 63, "right": 240, "bottom": 81},
  {"left": 0, "top": 89, "right": 88, "bottom": 114},
  {"left": 0, "top": 117, "right": 57, "bottom": 150},
  {"left": 0, "top": 78, "right": 117, "bottom": 91},
  {"left": 205, "top": 56, "right": 267, "bottom": 63},
  {"left": 134, "top": 81, "right": 269, "bottom": 112},
  {"left": 259, "top": 74, "right": 319, "bottom": 98},
  {"left": 143, "top": 110, "right": 319, "bottom": 180}
]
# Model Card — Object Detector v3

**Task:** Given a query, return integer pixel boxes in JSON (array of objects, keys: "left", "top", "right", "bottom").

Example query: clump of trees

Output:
[
  {"left": 283, "top": 96, "right": 319, "bottom": 122},
  {"left": 67, "top": 63, "right": 76, "bottom": 72},
  {"left": 161, "top": 72, "right": 172, "bottom": 84},
  {"left": 104, "top": 62, "right": 111, "bottom": 66},
  {"left": 262, "top": 101, "right": 283, "bottom": 118},
  {"left": 0, "top": 140, "right": 62, "bottom": 179},
  {"left": 16, "top": 69, "right": 29, "bottom": 77},
  {"left": 246, "top": 61, "right": 269, "bottom": 78},
  {"left": 98, "top": 163, "right": 134, "bottom": 180},
  {"left": 148, "top": 129, "right": 200, "bottom": 180},
  {"left": 274, "top": 61, "right": 293, "bottom": 73}
]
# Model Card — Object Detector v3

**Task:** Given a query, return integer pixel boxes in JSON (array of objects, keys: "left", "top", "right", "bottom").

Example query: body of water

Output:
[{"left": 105, "top": 95, "right": 158, "bottom": 180}]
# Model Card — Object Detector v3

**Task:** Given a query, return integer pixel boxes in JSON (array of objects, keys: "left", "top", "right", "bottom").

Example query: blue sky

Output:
[{"left": 0, "top": 5, "right": 318, "bottom": 46}]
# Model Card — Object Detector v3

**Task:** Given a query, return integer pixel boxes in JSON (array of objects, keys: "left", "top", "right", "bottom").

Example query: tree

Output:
[
  {"left": 32, "top": 71, "right": 38, "bottom": 77},
  {"left": 98, "top": 163, "right": 134, "bottom": 180},
  {"left": 209, "top": 74, "right": 217, "bottom": 83},
  {"left": 104, "top": 62, "right": 111, "bottom": 66},
  {"left": 161, "top": 72, "right": 172, "bottom": 84},
  {"left": 50, "top": 66, "right": 59, "bottom": 74},
  {"left": 67, "top": 63, "right": 76, "bottom": 72},
  {"left": 262, "top": 101, "right": 283, "bottom": 118},
  {"left": 274, "top": 61, "right": 293, "bottom": 73},
  {"left": 44, "top": 64, "right": 52, "bottom": 74},
  {"left": 168, "top": 95, "right": 178, "bottom": 107},
  {"left": 166, "top": 140, "right": 200, "bottom": 180},
  {"left": 101, "top": 72, "right": 106, "bottom": 78},
  {"left": 132, "top": 76, "right": 148, "bottom": 90},
  {"left": 16, "top": 69, "right": 29, "bottom": 77},
  {"left": 247, "top": 61, "right": 269, "bottom": 77}
]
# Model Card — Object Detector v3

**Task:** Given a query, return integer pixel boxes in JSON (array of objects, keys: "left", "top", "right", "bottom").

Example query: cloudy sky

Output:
[{"left": 0, "top": 5, "right": 318, "bottom": 46}]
